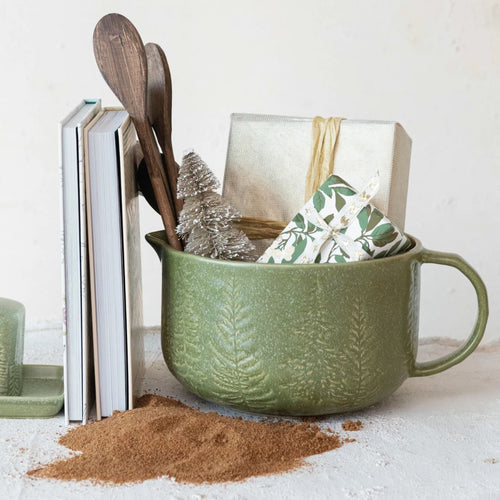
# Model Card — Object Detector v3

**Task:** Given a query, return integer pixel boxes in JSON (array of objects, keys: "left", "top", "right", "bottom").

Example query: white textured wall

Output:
[{"left": 0, "top": 0, "right": 498, "bottom": 344}]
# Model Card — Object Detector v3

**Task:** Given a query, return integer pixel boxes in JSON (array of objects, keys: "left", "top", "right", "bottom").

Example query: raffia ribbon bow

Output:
[{"left": 305, "top": 116, "right": 345, "bottom": 201}]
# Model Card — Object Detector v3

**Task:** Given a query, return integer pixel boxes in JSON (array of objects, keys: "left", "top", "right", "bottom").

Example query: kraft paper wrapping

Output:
[{"left": 222, "top": 114, "right": 412, "bottom": 252}]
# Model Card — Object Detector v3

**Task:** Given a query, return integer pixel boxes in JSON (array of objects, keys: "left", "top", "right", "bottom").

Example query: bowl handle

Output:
[{"left": 410, "top": 249, "right": 488, "bottom": 377}]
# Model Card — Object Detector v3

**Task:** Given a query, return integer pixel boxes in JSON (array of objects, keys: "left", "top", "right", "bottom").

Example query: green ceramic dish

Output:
[
  {"left": 0, "top": 298, "right": 25, "bottom": 396},
  {"left": 147, "top": 231, "right": 488, "bottom": 416},
  {"left": 0, "top": 365, "right": 64, "bottom": 418}
]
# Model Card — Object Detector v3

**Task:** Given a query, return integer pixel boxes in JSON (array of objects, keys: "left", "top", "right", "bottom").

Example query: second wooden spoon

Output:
[{"left": 145, "top": 42, "right": 183, "bottom": 216}]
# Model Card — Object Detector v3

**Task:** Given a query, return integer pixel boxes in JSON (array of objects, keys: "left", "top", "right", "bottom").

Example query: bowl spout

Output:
[{"left": 145, "top": 231, "right": 167, "bottom": 260}]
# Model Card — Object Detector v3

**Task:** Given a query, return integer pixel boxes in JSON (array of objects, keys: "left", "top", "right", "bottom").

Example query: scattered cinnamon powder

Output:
[
  {"left": 342, "top": 419, "right": 363, "bottom": 431},
  {"left": 28, "top": 394, "right": 348, "bottom": 485}
]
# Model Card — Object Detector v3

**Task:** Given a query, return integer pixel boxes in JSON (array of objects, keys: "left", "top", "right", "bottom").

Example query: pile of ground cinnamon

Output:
[{"left": 28, "top": 395, "right": 355, "bottom": 485}]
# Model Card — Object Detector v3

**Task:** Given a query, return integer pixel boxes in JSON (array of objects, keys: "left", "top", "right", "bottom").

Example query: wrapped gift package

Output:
[
  {"left": 222, "top": 114, "right": 412, "bottom": 239},
  {"left": 258, "top": 173, "right": 412, "bottom": 264}
]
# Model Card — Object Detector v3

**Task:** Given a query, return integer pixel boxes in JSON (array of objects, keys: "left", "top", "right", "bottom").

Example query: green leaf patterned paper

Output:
[{"left": 258, "top": 173, "right": 411, "bottom": 264}]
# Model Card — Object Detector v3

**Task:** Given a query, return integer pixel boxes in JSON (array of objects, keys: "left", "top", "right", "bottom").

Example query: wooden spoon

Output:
[
  {"left": 145, "top": 42, "right": 183, "bottom": 217},
  {"left": 93, "top": 13, "right": 181, "bottom": 250}
]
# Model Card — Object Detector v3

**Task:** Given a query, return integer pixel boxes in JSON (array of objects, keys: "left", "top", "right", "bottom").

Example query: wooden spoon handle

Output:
[
  {"left": 134, "top": 119, "right": 181, "bottom": 250},
  {"left": 145, "top": 43, "right": 183, "bottom": 216}
]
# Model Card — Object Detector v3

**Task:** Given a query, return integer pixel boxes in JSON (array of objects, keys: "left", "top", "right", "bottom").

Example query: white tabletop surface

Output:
[{"left": 1, "top": 328, "right": 499, "bottom": 500}]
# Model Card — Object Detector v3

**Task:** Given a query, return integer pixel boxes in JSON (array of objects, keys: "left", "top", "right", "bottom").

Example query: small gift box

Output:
[
  {"left": 223, "top": 114, "right": 412, "bottom": 233},
  {"left": 258, "top": 173, "right": 412, "bottom": 264}
]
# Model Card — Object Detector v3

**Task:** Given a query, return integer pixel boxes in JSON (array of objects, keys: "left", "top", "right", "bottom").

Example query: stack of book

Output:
[{"left": 60, "top": 100, "right": 145, "bottom": 423}]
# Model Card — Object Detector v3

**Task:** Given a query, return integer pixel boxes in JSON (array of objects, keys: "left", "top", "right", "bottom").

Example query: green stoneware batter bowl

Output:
[{"left": 146, "top": 231, "right": 488, "bottom": 416}]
